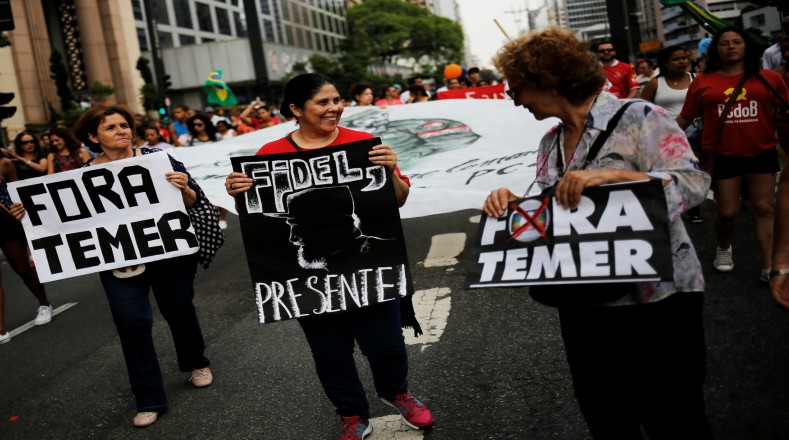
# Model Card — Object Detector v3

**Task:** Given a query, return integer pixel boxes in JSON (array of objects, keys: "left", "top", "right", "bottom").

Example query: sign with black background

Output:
[
  {"left": 468, "top": 180, "right": 673, "bottom": 289},
  {"left": 231, "top": 138, "right": 415, "bottom": 324}
]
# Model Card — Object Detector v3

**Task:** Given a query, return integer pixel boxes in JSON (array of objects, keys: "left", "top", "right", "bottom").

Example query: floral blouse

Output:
[{"left": 535, "top": 91, "right": 711, "bottom": 305}]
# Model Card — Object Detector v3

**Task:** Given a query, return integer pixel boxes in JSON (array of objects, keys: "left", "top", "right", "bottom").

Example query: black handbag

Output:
[{"left": 529, "top": 101, "right": 639, "bottom": 307}]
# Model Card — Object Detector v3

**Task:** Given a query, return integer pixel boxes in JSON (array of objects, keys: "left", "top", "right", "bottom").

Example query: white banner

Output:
[
  {"left": 176, "top": 100, "right": 556, "bottom": 218},
  {"left": 7, "top": 152, "right": 199, "bottom": 282}
]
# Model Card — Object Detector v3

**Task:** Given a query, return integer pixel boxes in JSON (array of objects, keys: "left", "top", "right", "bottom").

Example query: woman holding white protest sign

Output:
[
  {"left": 0, "top": 160, "right": 53, "bottom": 344},
  {"left": 483, "top": 28, "right": 712, "bottom": 438},
  {"left": 9, "top": 106, "right": 215, "bottom": 427},
  {"left": 225, "top": 73, "right": 433, "bottom": 440}
]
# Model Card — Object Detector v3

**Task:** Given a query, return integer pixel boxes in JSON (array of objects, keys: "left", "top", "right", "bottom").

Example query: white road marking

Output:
[
  {"left": 8, "top": 302, "right": 78, "bottom": 337},
  {"left": 405, "top": 288, "right": 451, "bottom": 346},
  {"left": 421, "top": 233, "right": 466, "bottom": 267},
  {"left": 369, "top": 415, "right": 424, "bottom": 439}
]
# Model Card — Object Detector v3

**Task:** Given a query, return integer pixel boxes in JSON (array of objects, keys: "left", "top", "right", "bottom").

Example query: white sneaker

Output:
[
  {"left": 34, "top": 305, "right": 52, "bottom": 326},
  {"left": 714, "top": 246, "right": 734, "bottom": 272},
  {"left": 218, "top": 220, "right": 228, "bottom": 230},
  {"left": 0, "top": 332, "right": 10, "bottom": 344}
]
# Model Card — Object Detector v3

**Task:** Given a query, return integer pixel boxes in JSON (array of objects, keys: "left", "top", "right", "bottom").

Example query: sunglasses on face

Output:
[
  {"left": 20, "top": 140, "right": 36, "bottom": 145},
  {"left": 193, "top": 123, "right": 204, "bottom": 127},
  {"left": 598, "top": 48, "right": 615, "bottom": 53}
]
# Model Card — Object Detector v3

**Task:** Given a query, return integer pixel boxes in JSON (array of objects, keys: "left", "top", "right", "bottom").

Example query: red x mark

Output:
[{"left": 508, "top": 197, "right": 550, "bottom": 242}]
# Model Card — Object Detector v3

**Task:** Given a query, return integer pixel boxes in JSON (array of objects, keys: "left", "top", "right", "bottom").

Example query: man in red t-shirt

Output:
[{"left": 595, "top": 40, "right": 639, "bottom": 99}]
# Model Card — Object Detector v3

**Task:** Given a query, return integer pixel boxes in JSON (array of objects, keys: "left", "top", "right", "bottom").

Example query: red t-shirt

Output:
[
  {"left": 680, "top": 69, "right": 789, "bottom": 157},
  {"left": 374, "top": 98, "right": 404, "bottom": 106},
  {"left": 251, "top": 117, "right": 281, "bottom": 131},
  {"left": 601, "top": 60, "right": 639, "bottom": 99},
  {"left": 256, "top": 126, "right": 410, "bottom": 186}
]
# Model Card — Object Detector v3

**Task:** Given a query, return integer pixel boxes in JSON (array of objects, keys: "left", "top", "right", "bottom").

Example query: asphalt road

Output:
[{"left": 1, "top": 200, "right": 788, "bottom": 439}]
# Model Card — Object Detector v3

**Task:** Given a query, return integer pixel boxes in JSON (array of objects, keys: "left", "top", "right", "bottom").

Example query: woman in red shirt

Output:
[
  {"left": 678, "top": 27, "right": 789, "bottom": 281},
  {"left": 225, "top": 74, "right": 433, "bottom": 440}
]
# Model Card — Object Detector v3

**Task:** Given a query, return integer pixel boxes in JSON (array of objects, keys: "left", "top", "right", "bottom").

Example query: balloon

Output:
[
  {"left": 461, "top": 66, "right": 468, "bottom": 76},
  {"left": 444, "top": 64, "right": 462, "bottom": 79},
  {"left": 698, "top": 37, "right": 712, "bottom": 55}
]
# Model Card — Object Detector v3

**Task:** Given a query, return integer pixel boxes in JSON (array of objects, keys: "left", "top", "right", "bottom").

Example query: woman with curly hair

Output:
[
  {"left": 46, "top": 127, "right": 90, "bottom": 174},
  {"left": 484, "top": 28, "right": 712, "bottom": 438},
  {"left": 677, "top": 27, "right": 789, "bottom": 281}
]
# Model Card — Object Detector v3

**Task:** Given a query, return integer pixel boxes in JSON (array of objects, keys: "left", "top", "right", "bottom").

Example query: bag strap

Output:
[
  {"left": 583, "top": 101, "right": 636, "bottom": 167},
  {"left": 754, "top": 71, "right": 789, "bottom": 108},
  {"left": 712, "top": 73, "right": 749, "bottom": 148}
]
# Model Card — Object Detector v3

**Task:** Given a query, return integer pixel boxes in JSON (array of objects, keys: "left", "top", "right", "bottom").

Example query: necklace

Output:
[{"left": 668, "top": 73, "right": 685, "bottom": 86}]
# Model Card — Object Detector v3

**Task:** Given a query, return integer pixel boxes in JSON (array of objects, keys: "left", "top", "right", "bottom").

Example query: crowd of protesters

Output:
[{"left": 2, "top": 19, "right": 789, "bottom": 439}]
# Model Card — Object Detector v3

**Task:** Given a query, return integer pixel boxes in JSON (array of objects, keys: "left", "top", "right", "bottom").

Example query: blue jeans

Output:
[
  {"left": 100, "top": 254, "right": 210, "bottom": 413},
  {"left": 298, "top": 299, "right": 409, "bottom": 420}
]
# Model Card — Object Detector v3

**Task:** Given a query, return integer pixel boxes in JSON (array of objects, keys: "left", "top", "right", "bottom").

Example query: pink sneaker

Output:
[
  {"left": 336, "top": 415, "right": 372, "bottom": 440},
  {"left": 380, "top": 390, "right": 435, "bottom": 430}
]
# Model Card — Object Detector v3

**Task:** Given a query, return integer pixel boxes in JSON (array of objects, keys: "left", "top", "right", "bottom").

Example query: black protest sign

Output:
[
  {"left": 7, "top": 152, "right": 199, "bottom": 282},
  {"left": 231, "top": 138, "right": 414, "bottom": 324},
  {"left": 468, "top": 180, "right": 673, "bottom": 288}
]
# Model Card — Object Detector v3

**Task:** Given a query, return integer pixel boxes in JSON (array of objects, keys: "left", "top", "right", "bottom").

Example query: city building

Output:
[
  {"left": 3, "top": 0, "right": 143, "bottom": 137},
  {"left": 133, "top": 0, "right": 349, "bottom": 109}
]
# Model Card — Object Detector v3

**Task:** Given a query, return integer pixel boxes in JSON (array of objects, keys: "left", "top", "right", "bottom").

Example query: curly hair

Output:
[
  {"left": 705, "top": 26, "right": 761, "bottom": 76},
  {"left": 493, "top": 28, "right": 605, "bottom": 104},
  {"left": 73, "top": 105, "right": 136, "bottom": 153}
]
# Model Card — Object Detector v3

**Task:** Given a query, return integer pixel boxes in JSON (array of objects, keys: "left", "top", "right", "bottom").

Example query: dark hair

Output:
[
  {"left": 593, "top": 39, "right": 614, "bottom": 51},
  {"left": 173, "top": 104, "right": 190, "bottom": 112},
  {"left": 73, "top": 105, "right": 136, "bottom": 153},
  {"left": 279, "top": 73, "right": 336, "bottom": 119},
  {"left": 143, "top": 125, "right": 163, "bottom": 143},
  {"left": 349, "top": 83, "right": 371, "bottom": 100},
  {"left": 48, "top": 128, "right": 83, "bottom": 154},
  {"left": 13, "top": 131, "right": 43, "bottom": 157},
  {"left": 408, "top": 84, "right": 428, "bottom": 98},
  {"left": 656, "top": 45, "right": 688, "bottom": 77},
  {"left": 706, "top": 26, "right": 761, "bottom": 75},
  {"left": 407, "top": 75, "right": 422, "bottom": 86},
  {"left": 186, "top": 114, "right": 218, "bottom": 141},
  {"left": 468, "top": 67, "right": 480, "bottom": 75}
]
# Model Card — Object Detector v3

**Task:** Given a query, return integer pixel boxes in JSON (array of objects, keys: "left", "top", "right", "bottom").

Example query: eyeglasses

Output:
[
  {"left": 597, "top": 48, "right": 615, "bottom": 53},
  {"left": 506, "top": 84, "right": 522, "bottom": 100},
  {"left": 20, "top": 140, "right": 36, "bottom": 145}
]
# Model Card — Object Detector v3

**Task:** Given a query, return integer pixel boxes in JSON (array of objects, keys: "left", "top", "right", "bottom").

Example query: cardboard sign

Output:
[
  {"left": 7, "top": 152, "right": 199, "bottom": 282},
  {"left": 467, "top": 180, "right": 673, "bottom": 288},
  {"left": 231, "top": 138, "right": 414, "bottom": 324},
  {"left": 437, "top": 84, "right": 506, "bottom": 100}
]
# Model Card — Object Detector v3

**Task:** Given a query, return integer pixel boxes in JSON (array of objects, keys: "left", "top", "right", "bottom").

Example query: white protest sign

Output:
[
  {"left": 175, "top": 100, "right": 557, "bottom": 219},
  {"left": 7, "top": 151, "right": 199, "bottom": 282}
]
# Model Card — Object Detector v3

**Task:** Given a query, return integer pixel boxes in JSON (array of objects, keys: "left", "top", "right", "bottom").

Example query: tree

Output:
[
  {"left": 136, "top": 57, "right": 158, "bottom": 111},
  {"left": 49, "top": 50, "right": 75, "bottom": 111},
  {"left": 136, "top": 57, "right": 155, "bottom": 84},
  {"left": 88, "top": 81, "right": 116, "bottom": 104},
  {"left": 343, "top": 0, "right": 464, "bottom": 71}
]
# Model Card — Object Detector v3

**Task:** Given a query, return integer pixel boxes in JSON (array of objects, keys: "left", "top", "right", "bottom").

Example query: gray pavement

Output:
[{"left": 0, "top": 201, "right": 788, "bottom": 439}]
